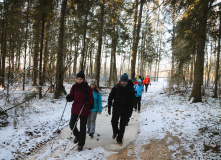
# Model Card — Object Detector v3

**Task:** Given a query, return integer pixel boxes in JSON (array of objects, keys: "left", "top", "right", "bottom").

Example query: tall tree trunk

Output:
[
  {"left": 54, "top": 0, "right": 67, "bottom": 98},
  {"left": 104, "top": 41, "right": 108, "bottom": 85},
  {"left": 113, "top": 26, "right": 118, "bottom": 83},
  {"left": 83, "top": 41, "right": 88, "bottom": 71},
  {"left": 154, "top": 50, "right": 158, "bottom": 81},
  {"left": 95, "top": 0, "right": 105, "bottom": 87},
  {"left": 190, "top": 54, "right": 194, "bottom": 85},
  {"left": 131, "top": 0, "right": 144, "bottom": 80},
  {"left": 80, "top": 3, "right": 89, "bottom": 70},
  {"left": 190, "top": 0, "right": 210, "bottom": 102},
  {"left": 140, "top": 34, "right": 144, "bottom": 77},
  {"left": 23, "top": 27, "right": 28, "bottom": 90},
  {"left": 0, "top": 15, "right": 7, "bottom": 88},
  {"left": 39, "top": 0, "right": 46, "bottom": 98},
  {"left": 109, "top": 0, "right": 117, "bottom": 86},
  {"left": 73, "top": 35, "right": 78, "bottom": 77},
  {"left": 130, "top": 0, "right": 138, "bottom": 80},
  {"left": 157, "top": 37, "right": 162, "bottom": 81},
  {"left": 213, "top": 12, "right": 221, "bottom": 98},
  {"left": 32, "top": 18, "right": 40, "bottom": 86},
  {"left": 10, "top": 36, "right": 15, "bottom": 80},
  {"left": 42, "top": 16, "right": 50, "bottom": 84},
  {"left": 89, "top": 47, "right": 93, "bottom": 78},
  {"left": 171, "top": 3, "right": 176, "bottom": 78},
  {"left": 17, "top": 41, "right": 21, "bottom": 73},
  {"left": 207, "top": 39, "right": 213, "bottom": 87},
  {"left": 23, "top": 0, "right": 30, "bottom": 90}
]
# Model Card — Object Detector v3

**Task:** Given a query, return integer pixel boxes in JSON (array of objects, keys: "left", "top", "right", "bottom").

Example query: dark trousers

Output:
[
  {"left": 144, "top": 84, "right": 149, "bottom": 92},
  {"left": 134, "top": 97, "right": 141, "bottom": 111},
  {"left": 69, "top": 114, "right": 88, "bottom": 146},
  {"left": 111, "top": 109, "right": 129, "bottom": 142},
  {"left": 127, "top": 107, "right": 133, "bottom": 123}
]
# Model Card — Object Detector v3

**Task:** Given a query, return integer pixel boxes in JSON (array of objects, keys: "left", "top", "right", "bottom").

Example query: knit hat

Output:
[
  {"left": 120, "top": 73, "right": 129, "bottom": 82},
  {"left": 76, "top": 70, "right": 85, "bottom": 80},
  {"left": 90, "top": 79, "right": 97, "bottom": 85}
]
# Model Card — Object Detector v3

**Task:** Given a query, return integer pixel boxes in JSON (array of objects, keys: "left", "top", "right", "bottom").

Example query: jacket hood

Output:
[{"left": 127, "top": 80, "right": 133, "bottom": 87}]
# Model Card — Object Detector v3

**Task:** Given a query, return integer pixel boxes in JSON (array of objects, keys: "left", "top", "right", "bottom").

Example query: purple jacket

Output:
[{"left": 69, "top": 82, "right": 94, "bottom": 116}]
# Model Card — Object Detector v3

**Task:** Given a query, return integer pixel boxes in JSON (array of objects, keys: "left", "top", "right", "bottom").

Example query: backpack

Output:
[{"left": 72, "top": 84, "right": 94, "bottom": 110}]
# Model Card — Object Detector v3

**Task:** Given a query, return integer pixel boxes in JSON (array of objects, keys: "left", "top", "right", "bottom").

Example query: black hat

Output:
[{"left": 76, "top": 70, "right": 85, "bottom": 80}]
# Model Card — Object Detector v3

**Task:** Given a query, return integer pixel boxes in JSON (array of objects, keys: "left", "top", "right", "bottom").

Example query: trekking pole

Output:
[
  {"left": 64, "top": 103, "right": 86, "bottom": 151},
  {"left": 51, "top": 101, "right": 68, "bottom": 150}
]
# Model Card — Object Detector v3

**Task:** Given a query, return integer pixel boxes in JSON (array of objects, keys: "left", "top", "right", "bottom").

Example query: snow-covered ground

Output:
[{"left": 0, "top": 78, "right": 220, "bottom": 160}]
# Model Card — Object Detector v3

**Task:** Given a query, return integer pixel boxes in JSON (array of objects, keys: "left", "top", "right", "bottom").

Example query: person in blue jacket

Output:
[
  {"left": 134, "top": 79, "right": 144, "bottom": 113},
  {"left": 87, "top": 79, "right": 102, "bottom": 138}
]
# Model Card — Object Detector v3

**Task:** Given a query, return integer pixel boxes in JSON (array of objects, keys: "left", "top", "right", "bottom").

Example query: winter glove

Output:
[
  {"left": 98, "top": 112, "right": 101, "bottom": 115},
  {"left": 135, "top": 91, "right": 137, "bottom": 94},
  {"left": 66, "top": 94, "right": 71, "bottom": 101},
  {"left": 150, "top": 83, "right": 151, "bottom": 86},
  {"left": 108, "top": 108, "right": 111, "bottom": 115}
]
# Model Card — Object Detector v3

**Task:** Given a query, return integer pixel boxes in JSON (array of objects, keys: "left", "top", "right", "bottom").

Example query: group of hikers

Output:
[{"left": 66, "top": 70, "right": 151, "bottom": 151}]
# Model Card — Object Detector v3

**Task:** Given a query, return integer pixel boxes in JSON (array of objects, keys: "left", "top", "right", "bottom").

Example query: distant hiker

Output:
[
  {"left": 66, "top": 70, "right": 94, "bottom": 151},
  {"left": 143, "top": 75, "right": 151, "bottom": 92},
  {"left": 133, "top": 76, "right": 138, "bottom": 85},
  {"left": 87, "top": 79, "right": 102, "bottom": 138},
  {"left": 108, "top": 73, "right": 135, "bottom": 145},
  {"left": 134, "top": 79, "right": 144, "bottom": 113}
]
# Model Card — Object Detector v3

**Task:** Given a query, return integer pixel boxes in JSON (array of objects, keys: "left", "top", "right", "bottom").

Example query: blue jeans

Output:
[{"left": 87, "top": 111, "right": 98, "bottom": 134}]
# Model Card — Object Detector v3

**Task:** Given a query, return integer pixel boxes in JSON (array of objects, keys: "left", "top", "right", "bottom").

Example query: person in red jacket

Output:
[
  {"left": 143, "top": 75, "right": 151, "bottom": 92},
  {"left": 66, "top": 70, "right": 94, "bottom": 151}
]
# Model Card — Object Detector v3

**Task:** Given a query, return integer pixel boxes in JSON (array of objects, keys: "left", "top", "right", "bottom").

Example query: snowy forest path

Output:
[
  {"left": 25, "top": 96, "right": 141, "bottom": 159},
  {"left": 60, "top": 108, "right": 140, "bottom": 152},
  {"left": 25, "top": 108, "right": 140, "bottom": 159}
]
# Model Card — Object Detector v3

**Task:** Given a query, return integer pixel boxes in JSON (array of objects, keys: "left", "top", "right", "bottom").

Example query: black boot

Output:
[
  {"left": 112, "top": 134, "right": 117, "bottom": 139},
  {"left": 74, "top": 136, "right": 79, "bottom": 144},
  {"left": 78, "top": 145, "right": 83, "bottom": 151},
  {"left": 89, "top": 133, "right": 93, "bottom": 138},
  {"left": 116, "top": 135, "right": 123, "bottom": 145}
]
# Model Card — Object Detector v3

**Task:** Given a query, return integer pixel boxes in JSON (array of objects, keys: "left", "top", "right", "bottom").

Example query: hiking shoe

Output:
[
  {"left": 112, "top": 134, "right": 117, "bottom": 139},
  {"left": 89, "top": 133, "right": 93, "bottom": 138},
  {"left": 138, "top": 110, "right": 140, "bottom": 113},
  {"left": 74, "top": 137, "right": 79, "bottom": 144},
  {"left": 117, "top": 141, "right": 123, "bottom": 146},
  {"left": 78, "top": 145, "right": 83, "bottom": 151}
]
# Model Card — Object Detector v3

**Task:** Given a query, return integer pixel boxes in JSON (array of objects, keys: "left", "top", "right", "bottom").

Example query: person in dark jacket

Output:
[
  {"left": 108, "top": 73, "right": 135, "bottom": 145},
  {"left": 66, "top": 70, "right": 94, "bottom": 151}
]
